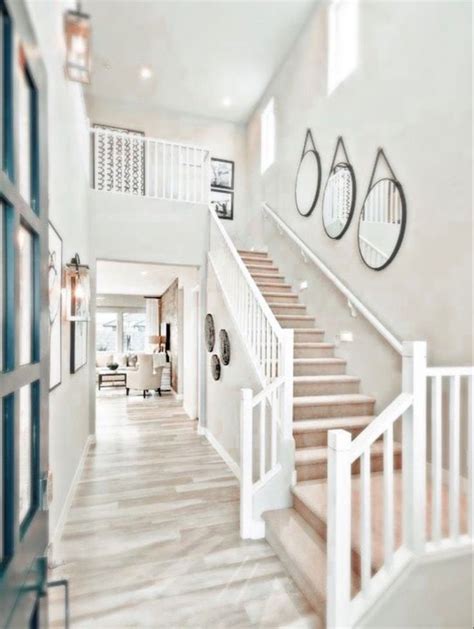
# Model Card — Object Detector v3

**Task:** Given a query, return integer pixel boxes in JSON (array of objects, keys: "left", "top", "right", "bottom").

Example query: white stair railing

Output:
[
  {"left": 208, "top": 207, "right": 294, "bottom": 538},
  {"left": 260, "top": 203, "right": 473, "bottom": 625},
  {"left": 90, "top": 126, "right": 210, "bottom": 203},
  {"left": 327, "top": 345, "right": 474, "bottom": 628}
]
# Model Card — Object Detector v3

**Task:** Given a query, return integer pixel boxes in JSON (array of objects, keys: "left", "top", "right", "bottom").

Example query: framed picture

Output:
[
  {"left": 210, "top": 188, "right": 234, "bottom": 220},
  {"left": 70, "top": 321, "right": 88, "bottom": 373},
  {"left": 210, "top": 158, "right": 234, "bottom": 190},
  {"left": 48, "top": 222, "right": 62, "bottom": 390}
]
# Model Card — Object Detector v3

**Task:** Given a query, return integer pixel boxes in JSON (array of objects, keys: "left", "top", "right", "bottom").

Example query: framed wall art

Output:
[
  {"left": 210, "top": 188, "right": 233, "bottom": 220},
  {"left": 210, "top": 158, "right": 234, "bottom": 189}
]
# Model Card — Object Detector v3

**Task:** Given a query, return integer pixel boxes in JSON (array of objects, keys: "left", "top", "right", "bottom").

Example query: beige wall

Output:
[{"left": 242, "top": 1, "right": 472, "bottom": 410}]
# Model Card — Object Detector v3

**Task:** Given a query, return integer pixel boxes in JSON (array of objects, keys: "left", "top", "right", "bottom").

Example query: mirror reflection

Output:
[
  {"left": 295, "top": 130, "right": 321, "bottom": 217},
  {"left": 322, "top": 163, "right": 355, "bottom": 238},
  {"left": 358, "top": 179, "right": 406, "bottom": 270}
]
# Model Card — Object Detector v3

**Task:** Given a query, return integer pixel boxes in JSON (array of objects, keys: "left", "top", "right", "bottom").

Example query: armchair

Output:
[{"left": 126, "top": 353, "right": 164, "bottom": 398}]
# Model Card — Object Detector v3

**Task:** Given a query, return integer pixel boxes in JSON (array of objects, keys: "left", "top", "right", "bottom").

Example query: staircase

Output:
[{"left": 238, "top": 249, "right": 402, "bottom": 622}]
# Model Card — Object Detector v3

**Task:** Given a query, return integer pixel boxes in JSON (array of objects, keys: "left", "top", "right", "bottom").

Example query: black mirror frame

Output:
[
  {"left": 295, "top": 129, "right": 322, "bottom": 217},
  {"left": 357, "top": 149, "right": 407, "bottom": 272},
  {"left": 322, "top": 137, "right": 357, "bottom": 240}
]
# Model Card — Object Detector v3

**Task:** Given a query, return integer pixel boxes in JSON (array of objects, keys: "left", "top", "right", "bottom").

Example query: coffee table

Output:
[{"left": 98, "top": 370, "right": 127, "bottom": 391}]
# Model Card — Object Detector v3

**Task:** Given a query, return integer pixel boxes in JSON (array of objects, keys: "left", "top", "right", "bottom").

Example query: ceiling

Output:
[
  {"left": 83, "top": 0, "right": 316, "bottom": 123},
  {"left": 96, "top": 260, "right": 197, "bottom": 296}
]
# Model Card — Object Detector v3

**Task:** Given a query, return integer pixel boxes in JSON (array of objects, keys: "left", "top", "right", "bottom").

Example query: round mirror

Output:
[
  {"left": 358, "top": 178, "right": 406, "bottom": 270},
  {"left": 322, "top": 163, "right": 356, "bottom": 239},
  {"left": 295, "top": 150, "right": 321, "bottom": 217}
]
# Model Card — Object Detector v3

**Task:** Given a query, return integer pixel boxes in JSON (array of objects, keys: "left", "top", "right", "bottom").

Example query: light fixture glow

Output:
[
  {"left": 222, "top": 97, "right": 232, "bottom": 107},
  {"left": 140, "top": 66, "right": 152, "bottom": 80},
  {"left": 64, "top": 9, "right": 91, "bottom": 84}
]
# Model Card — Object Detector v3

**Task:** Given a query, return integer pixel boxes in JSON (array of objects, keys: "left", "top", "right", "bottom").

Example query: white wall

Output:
[
  {"left": 26, "top": 1, "right": 92, "bottom": 544},
  {"left": 86, "top": 96, "right": 251, "bottom": 247},
  {"left": 243, "top": 1, "right": 472, "bottom": 408},
  {"left": 205, "top": 262, "right": 260, "bottom": 467}
]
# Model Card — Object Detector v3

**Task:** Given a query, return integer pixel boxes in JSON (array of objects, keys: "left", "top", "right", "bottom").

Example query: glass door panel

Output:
[
  {"left": 17, "top": 57, "right": 31, "bottom": 203},
  {"left": 18, "top": 223, "right": 34, "bottom": 365},
  {"left": 18, "top": 384, "right": 32, "bottom": 525}
]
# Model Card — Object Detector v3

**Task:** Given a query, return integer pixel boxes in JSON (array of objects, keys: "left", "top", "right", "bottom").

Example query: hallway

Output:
[{"left": 49, "top": 392, "right": 318, "bottom": 627}]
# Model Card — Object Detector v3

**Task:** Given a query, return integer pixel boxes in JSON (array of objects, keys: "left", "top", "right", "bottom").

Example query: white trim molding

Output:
[{"left": 202, "top": 427, "right": 240, "bottom": 480}]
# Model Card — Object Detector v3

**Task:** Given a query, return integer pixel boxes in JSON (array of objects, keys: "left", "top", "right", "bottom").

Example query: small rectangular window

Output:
[
  {"left": 261, "top": 98, "right": 275, "bottom": 174},
  {"left": 96, "top": 311, "right": 118, "bottom": 352},
  {"left": 123, "top": 312, "right": 146, "bottom": 353},
  {"left": 328, "top": 0, "right": 359, "bottom": 95}
]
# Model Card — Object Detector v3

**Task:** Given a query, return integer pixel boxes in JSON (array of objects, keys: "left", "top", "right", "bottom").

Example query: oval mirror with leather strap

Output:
[
  {"left": 295, "top": 129, "right": 321, "bottom": 217},
  {"left": 322, "top": 137, "right": 356, "bottom": 239},
  {"left": 358, "top": 149, "right": 407, "bottom": 270}
]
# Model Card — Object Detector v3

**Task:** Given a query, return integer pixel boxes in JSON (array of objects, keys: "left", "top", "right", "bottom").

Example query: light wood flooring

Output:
[{"left": 48, "top": 391, "right": 319, "bottom": 628}]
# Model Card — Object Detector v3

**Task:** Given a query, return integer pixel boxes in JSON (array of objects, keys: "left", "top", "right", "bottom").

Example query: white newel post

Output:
[
  {"left": 326, "top": 429, "right": 352, "bottom": 629},
  {"left": 281, "top": 329, "right": 294, "bottom": 440},
  {"left": 240, "top": 388, "right": 254, "bottom": 539},
  {"left": 402, "top": 341, "right": 427, "bottom": 553}
]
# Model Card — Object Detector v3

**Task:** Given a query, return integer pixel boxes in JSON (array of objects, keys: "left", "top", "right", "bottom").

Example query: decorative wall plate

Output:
[
  {"left": 205, "top": 313, "right": 215, "bottom": 352},
  {"left": 357, "top": 149, "right": 407, "bottom": 271},
  {"left": 295, "top": 129, "right": 322, "bottom": 217},
  {"left": 219, "top": 329, "right": 230, "bottom": 366},
  {"left": 211, "top": 354, "right": 221, "bottom": 381}
]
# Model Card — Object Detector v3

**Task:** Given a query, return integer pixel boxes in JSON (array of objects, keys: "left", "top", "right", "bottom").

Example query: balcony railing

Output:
[{"left": 90, "top": 127, "right": 210, "bottom": 204}]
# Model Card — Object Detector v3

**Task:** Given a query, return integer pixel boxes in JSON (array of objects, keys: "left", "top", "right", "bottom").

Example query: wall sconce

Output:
[
  {"left": 65, "top": 254, "right": 90, "bottom": 321},
  {"left": 64, "top": 6, "right": 91, "bottom": 84}
]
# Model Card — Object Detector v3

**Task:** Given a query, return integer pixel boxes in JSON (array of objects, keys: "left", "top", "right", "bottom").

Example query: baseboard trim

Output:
[
  {"left": 49, "top": 434, "right": 95, "bottom": 564},
  {"left": 203, "top": 428, "right": 240, "bottom": 480}
]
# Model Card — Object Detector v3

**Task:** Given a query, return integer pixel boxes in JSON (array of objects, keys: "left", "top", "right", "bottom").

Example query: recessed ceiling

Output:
[
  {"left": 83, "top": 0, "right": 317, "bottom": 123},
  {"left": 96, "top": 260, "right": 197, "bottom": 296}
]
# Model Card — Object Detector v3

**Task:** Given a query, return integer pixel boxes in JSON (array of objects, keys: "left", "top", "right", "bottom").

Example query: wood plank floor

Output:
[{"left": 49, "top": 391, "right": 319, "bottom": 628}]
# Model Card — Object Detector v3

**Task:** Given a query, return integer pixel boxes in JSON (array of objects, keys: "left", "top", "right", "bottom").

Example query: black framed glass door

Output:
[{"left": 0, "top": 0, "right": 49, "bottom": 626}]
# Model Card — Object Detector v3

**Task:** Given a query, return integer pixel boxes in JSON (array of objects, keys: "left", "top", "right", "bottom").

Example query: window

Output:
[
  {"left": 328, "top": 0, "right": 359, "bottom": 95},
  {"left": 96, "top": 312, "right": 118, "bottom": 352},
  {"left": 123, "top": 312, "right": 146, "bottom": 352},
  {"left": 261, "top": 98, "right": 275, "bottom": 174}
]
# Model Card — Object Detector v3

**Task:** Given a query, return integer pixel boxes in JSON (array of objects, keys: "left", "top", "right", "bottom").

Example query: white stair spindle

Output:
[
  {"left": 383, "top": 424, "right": 394, "bottom": 566},
  {"left": 468, "top": 374, "right": 474, "bottom": 538},
  {"left": 431, "top": 374, "right": 442, "bottom": 542},
  {"left": 360, "top": 449, "right": 371, "bottom": 593},
  {"left": 327, "top": 429, "right": 352, "bottom": 629},
  {"left": 449, "top": 375, "right": 460, "bottom": 540},
  {"left": 240, "top": 388, "right": 254, "bottom": 539},
  {"left": 259, "top": 400, "right": 266, "bottom": 480}
]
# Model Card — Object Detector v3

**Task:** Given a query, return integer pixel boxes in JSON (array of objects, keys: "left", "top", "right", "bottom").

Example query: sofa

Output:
[{"left": 96, "top": 351, "right": 138, "bottom": 372}]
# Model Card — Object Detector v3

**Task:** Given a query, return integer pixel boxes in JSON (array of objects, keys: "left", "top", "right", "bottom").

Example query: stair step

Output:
[
  {"left": 277, "top": 314, "right": 315, "bottom": 329},
  {"left": 294, "top": 441, "right": 402, "bottom": 481},
  {"left": 263, "top": 508, "right": 327, "bottom": 618},
  {"left": 238, "top": 249, "right": 268, "bottom": 259},
  {"left": 293, "top": 374, "right": 360, "bottom": 396},
  {"left": 269, "top": 302, "right": 307, "bottom": 316},
  {"left": 293, "top": 415, "right": 373, "bottom": 447},
  {"left": 251, "top": 271, "right": 285, "bottom": 281},
  {"left": 261, "top": 291, "right": 299, "bottom": 304},
  {"left": 255, "top": 281, "right": 293, "bottom": 291},
  {"left": 293, "top": 394, "right": 375, "bottom": 420},
  {"left": 294, "top": 328, "right": 326, "bottom": 342},
  {"left": 294, "top": 343, "right": 335, "bottom": 359},
  {"left": 242, "top": 253, "right": 273, "bottom": 262},
  {"left": 293, "top": 474, "right": 404, "bottom": 576},
  {"left": 294, "top": 358, "right": 346, "bottom": 376}
]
